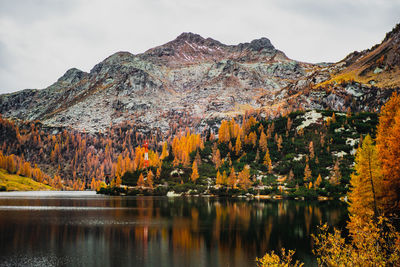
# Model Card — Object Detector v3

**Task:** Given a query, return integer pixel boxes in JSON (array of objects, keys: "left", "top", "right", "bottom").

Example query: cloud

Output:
[{"left": 0, "top": 0, "right": 399, "bottom": 93}]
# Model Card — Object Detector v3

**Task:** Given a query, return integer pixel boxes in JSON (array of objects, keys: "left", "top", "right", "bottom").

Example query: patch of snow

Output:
[
  {"left": 294, "top": 154, "right": 304, "bottom": 161},
  {"left": 345, "top": 85, "right": 363, "bottom": 97},
  {"left": 346, "top": 138, "right": 358, "bottom": 147},
  {"left": 167, "top": 191, "right": 182, "bottom": 197},
  {"left": 362, "top": 117, "right": 371, "bottom": 123},
  {"left": 170, "top": 169, "right": 184, "bottom": 176},
  {"left": 335, "top": 127, "right": 344, "bottom": 133},
  {"left": 333, "top": 151, "right": 347, "bottom": 158},
  {"left": 296, "top": 110, "right": 322, "bottom": 131}
]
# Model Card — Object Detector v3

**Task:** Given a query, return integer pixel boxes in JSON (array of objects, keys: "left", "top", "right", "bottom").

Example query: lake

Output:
[{"left": 0, "top": 191, "right": 348, "bottom": 266}]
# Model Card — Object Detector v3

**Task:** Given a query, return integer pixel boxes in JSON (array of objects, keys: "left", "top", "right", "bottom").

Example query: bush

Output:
[{"left": 289, "top": 186, "right": 318, "bottom": 200}]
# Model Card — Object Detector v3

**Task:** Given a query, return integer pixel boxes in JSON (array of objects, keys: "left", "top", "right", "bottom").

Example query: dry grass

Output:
[{"left": 0, "top": 169, "right": 54, "bottom": 191}]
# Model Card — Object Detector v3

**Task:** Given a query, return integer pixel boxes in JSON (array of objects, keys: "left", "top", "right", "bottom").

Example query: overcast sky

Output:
[{"left": 0, "top": 0, "right": 399, "bottom": 94}]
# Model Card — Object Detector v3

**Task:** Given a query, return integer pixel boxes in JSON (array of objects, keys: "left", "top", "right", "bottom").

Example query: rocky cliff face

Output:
[{"left": 1, "top": 28, "right": 399, "bottom": 133}]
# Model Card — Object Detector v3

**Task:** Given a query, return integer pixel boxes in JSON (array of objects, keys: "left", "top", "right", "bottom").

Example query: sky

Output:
[{"left": 0, "top": 0, "right": 399, "bottom": 94}]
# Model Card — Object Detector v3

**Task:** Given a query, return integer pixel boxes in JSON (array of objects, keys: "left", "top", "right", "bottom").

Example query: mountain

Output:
[
  {"left": 1, "top": 26, "right": 399, "bottom": 133},
  {"left": 318, "top": 24, "right": 400, "bottom": 88}
]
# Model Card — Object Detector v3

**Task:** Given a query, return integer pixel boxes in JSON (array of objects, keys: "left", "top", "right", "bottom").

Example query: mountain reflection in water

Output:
[{"left": 0, "top": 193, "right": 347, "bottom": 267}]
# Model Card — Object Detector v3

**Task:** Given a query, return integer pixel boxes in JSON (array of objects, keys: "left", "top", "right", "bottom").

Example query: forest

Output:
[
  {"left": 256, "top": 92, "right": 400, "bottom": 266},
  {"left": 1, "top": 91, "right": 400, "bottom": 265},
  {"left": 0, "top": 99, "right": 380, "bottom": 199}
]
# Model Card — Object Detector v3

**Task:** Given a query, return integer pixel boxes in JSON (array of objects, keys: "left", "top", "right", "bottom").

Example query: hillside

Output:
[
  {"left": 113, "top": 109, "right": 378, "bottom": 198},
  {"left": 0, "top": 26, "right": 399, "bottom": 133},
  {"left": 0, "top": 24, "right": 399, "bottom": 191},
  {"left": 0, "top": 168, "right": 54, "bottom": 191},
  {"left": 317, "top": 24, "right": 400, "bottom": 88}
]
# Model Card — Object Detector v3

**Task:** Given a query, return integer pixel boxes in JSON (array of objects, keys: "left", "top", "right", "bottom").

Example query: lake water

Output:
[{"left": 0, "top": 192, "right": 348, "bottom": 267}]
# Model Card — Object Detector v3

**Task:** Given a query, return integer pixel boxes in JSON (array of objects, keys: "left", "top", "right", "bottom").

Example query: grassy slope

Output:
[{"left": 0, "top": 168, "right": 54, "bottom": 191}]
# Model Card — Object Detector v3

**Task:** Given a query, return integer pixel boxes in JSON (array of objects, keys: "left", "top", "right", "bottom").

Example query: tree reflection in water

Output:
[{"left": 0, "top": 196, "right": 347, "bottom": 267}]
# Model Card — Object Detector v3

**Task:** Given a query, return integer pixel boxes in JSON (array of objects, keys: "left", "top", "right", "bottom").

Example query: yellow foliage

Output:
[
  {"left": 348, "top": 135, "right": 383, "bottom": 224},
  {"left": 191, "top": 161, "right": 199, "bottom": 182},
  {"left": 235, "top": 135, "right": 242, "bottom": 155},
  {"left": 303, "top": 163, "right": 311, "bottom": 182},
  {"left": 313, "top": 218, "right": 400, "bottom": 266},
  {"left": 137, "top": 173, "right": 145, "bottom": 187},
  {"left": 256, "top": 248, "right": 303, "bottom": 267},
  {"left": 0, "top": 168, "right": 54, "bottom": 191},
  {"left": 376, "top": 92, "right": 400, "bottom": 211}
]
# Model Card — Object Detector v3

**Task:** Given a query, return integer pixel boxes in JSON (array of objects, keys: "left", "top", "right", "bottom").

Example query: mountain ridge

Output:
[{"left": 0, "top": 26, "right": 399, "bottom": 133}]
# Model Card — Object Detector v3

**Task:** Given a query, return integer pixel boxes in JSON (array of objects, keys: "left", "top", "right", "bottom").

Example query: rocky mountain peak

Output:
[
  {"left": 247, "top": 37, "right": 275, "bottom": 51},
  {"left": 175, "top": 32, "right": 205, "bottom": 43},
  {"left": 1, "top": 24, "right": 399, "bottom": 133},
  {"left": 57, "top": 68, "right": 87, "bottom": 84},
  {"left": 383, "top": 23, "right": 400, "bottom": 43}
]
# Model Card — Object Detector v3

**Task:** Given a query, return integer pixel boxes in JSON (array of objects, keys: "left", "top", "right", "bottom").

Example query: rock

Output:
[{"left": 0, "top": 30, "right": 399, "bottom": 133}]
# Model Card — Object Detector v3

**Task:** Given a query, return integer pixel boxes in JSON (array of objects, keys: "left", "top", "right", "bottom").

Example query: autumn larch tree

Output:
[
  {"left": 376, "top": 92, "right": 400, "bottom": 212},
  {"left": 304, "top": 162, "right": 312, "bottom": 182},
  {"left": 348, "top": 134, "right": 383, "bottom": 225},
  {"left": 191, "top": 161, "right": 199, "bottom": 182},
  {"left": 235, "top": 135, "right": 242, "bottom": 155},
  {"left": 160, "top": 141, "right": 169, "bottom": 160},
  {"left": 277, "top": 135, "right": 283, "bottom": 152},
  {"left": 314, "top": 174, "right": 322, "bottom": 188},
  {"left": 263, "top": 149, "right": 273, "bottom": 174},
  {"left": 216, "top": 171, "right": 223, "bottom": 186},
  {"left": 331, "top": 159, "right": 341, "bottom": 185},
  {"left": 259, "top": 131, "right": 268, "bottom": 152},
  {"left": 309, "top": 141, "right": 315, "bottom": 159},
  {"left": 238, "top": 165, "right": 251, "bottom": 189},
  {"left": 218, "top": 120, "right": 230, "bottom": 143},
  {"left": 147, "top": 170, "right": 154, "bottom": 189},
  {"left": 137, "top": 173, "right": 145, "bottom": 188},
  {"left": 213, "top": 148, "right": 222, "bottom": 169},
  {"left": 228, "top": 167, "right": 237, "bottom": 189},
  {"left": 222, "top": 170, "right": 228, "bottom": 185}
]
